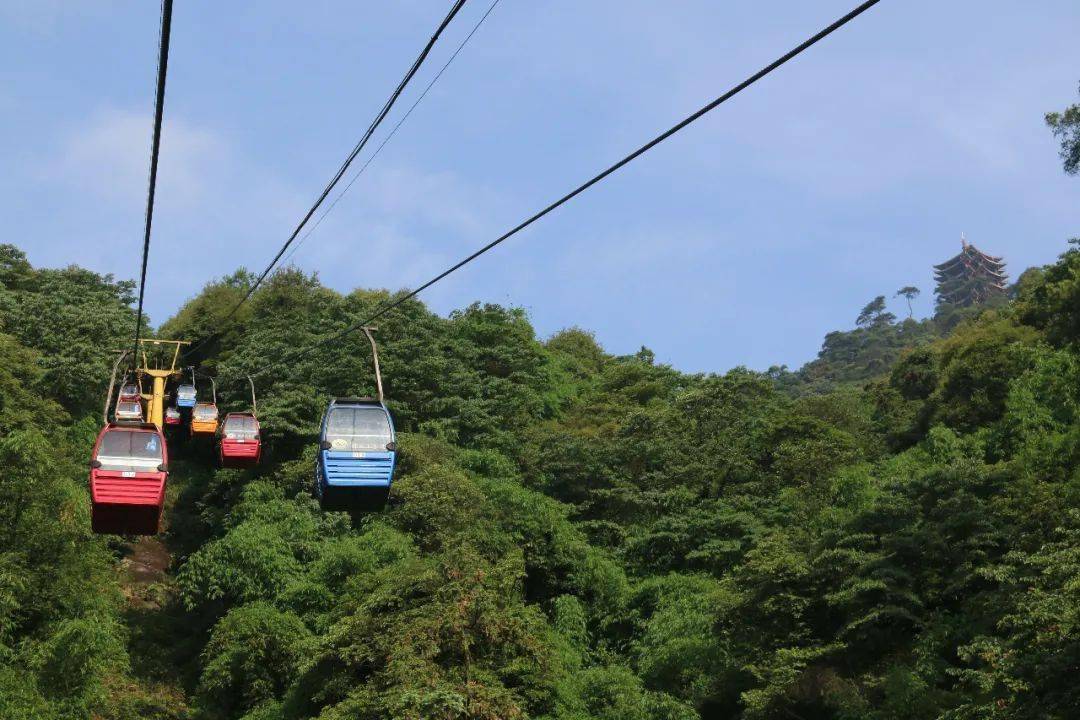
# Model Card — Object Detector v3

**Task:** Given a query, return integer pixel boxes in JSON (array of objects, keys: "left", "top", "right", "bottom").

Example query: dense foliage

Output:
[
  {"left": 150, "top": 234, "right": 1080, "bottom": 719},
  {"left": 6, "top": 239, "right": 1080, "bottom": 720},
  {"left": 767, "top": 289, "right": 994, "bottom": 397},
  {"left": 1046, "top": 83, "right": 1080, "bottom": 175},
  {"left": 2, "top": 92, "right": 1079, "bottom": 720},
  {"left": 0, "top": 246, "right": 178, "bottom": 718}
]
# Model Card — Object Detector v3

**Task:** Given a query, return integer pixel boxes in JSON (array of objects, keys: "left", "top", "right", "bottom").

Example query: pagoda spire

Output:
[{"left": 933, "top": 237, "right": 1007, "bottom": 307}]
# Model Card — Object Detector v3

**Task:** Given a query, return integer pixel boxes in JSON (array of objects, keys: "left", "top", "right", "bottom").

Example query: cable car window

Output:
[
  {"left": 223, "top": 415, "right": 257, "bottom": 439},
  {"left": 194, "top": 405, "right": 218, "bottom": 420},
  {"left": 97, "top": 430, "right": 163, "bottom": 471},
  {"left": 325, "top": 407, "right": 392, "bottom": 451},
  {"left": 136, "top": 433, "right": 162, "bottom": 458},
  {"left": 116, "top": 401, "right": 143, "bottom": 417}
]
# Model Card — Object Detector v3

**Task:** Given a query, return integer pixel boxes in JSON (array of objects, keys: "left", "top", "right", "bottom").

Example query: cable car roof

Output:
[
  {"left": 105, "top": 422, "right": 160, "bottom": 432},
  {"left": 330, "top": 396, "right": 384, "bottom": 406}
]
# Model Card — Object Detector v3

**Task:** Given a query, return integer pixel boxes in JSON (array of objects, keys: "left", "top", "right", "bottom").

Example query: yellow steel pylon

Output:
[{"left": 134, "top": 339, "right": 190, "bottom": 429}]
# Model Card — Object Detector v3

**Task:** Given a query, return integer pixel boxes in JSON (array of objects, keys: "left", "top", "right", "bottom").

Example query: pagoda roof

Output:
[
  {"left": 934, "top": 266, "right": 1008, "bottom": 281},
  {"left": 933, "top": 243, "right": 1005, "bottom": 271},
  {"left": 937, "top": 281, "right": 1007, "bottom": 300}
]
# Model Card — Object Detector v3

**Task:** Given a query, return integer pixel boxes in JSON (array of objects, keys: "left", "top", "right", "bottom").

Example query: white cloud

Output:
[
  {"left": 358, "top": 164, "right": 505, "bottom": 237},
  {"left": 42, "top": 107, "right": 224, "bottom": 208},
  {"left": 280, "top": 162, "right": 514, "bottom": 299},
  {"left": 0, "top": 0, "right": 65, "bottom": 33},
  {"left": 0, "top": 0, "right": 121, "bottom": 35}
]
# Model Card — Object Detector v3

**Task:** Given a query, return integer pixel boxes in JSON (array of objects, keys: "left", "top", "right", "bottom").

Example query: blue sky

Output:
[{"left": 3, "top": 0, "right": 1078, "bottom": 373}]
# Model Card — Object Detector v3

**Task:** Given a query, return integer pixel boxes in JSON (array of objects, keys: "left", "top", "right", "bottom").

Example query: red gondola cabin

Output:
[
  {"left": 218, "top": 412, "right": 261, "bottom": 468},
  {"left": 89, "top": 423, "right": 168, "bottom": 535},
  {"left": 114, "top": 399, "right": 144, "bottom": 422}
]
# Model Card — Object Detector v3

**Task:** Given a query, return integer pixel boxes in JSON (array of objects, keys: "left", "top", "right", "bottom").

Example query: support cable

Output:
[
  {"left": 278, "top": 0, "right": 503, "bottom": 269},
  {"left": 131, "top": 0, "right": 174, "bottom": 365},
  {"left": 236, "top": 0, "right": 884, "bottom": 383},
  {"left": 183, "top": 0, "right": 470, "bottom": 360}
]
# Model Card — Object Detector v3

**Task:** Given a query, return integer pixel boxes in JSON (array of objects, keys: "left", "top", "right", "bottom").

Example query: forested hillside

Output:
[
  {"left": 1, "top": 92, "right": 1079, "bottom": 720},
  {"left": 0, "top": 248, "right": 179, "bottom": 716}
]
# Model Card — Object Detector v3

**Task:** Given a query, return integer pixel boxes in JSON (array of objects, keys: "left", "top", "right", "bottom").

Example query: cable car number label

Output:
[
  {"left": 352, "top": 452, "right": 367, "bottom": 459},
  {"left": 122, "top": 471, "right": 136, "bottom": 477}
]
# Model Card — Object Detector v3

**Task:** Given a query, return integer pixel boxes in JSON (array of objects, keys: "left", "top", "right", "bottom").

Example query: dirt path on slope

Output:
[
  {"left": 116, "top": 472, "right": 194, "bottom": 717},
  {"left": 122, "top": 535, "right": 172, "bottom": 608}
]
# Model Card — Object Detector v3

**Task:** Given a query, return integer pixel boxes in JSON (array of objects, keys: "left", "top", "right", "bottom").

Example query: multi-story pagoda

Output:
[{"left": 934, "top": 235, "right": 1008, "bottom": 307}]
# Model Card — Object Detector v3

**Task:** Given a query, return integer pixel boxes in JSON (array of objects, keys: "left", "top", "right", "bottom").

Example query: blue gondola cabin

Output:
[
  {"left": 316, "top": 398, "right": 396, "bottom": 510},
  {"left": 176, "top": 383, "right": 197, "bottom": 408}
]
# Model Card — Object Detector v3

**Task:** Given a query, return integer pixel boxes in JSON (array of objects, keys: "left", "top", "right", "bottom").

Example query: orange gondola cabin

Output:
[
  {"left": 219, "top": 412, "right": 261, "bottom": 468},
  {"left": 190, "top": 402, "right": 219, "bottom": 435},
  {"left": 89, "top": 423, "right": 168, "bottom": 535}
]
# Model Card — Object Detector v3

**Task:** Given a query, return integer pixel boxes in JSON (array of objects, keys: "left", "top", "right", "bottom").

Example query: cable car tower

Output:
[{"left": 134, "top": 339, "right": 190, "bottom": 429}]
